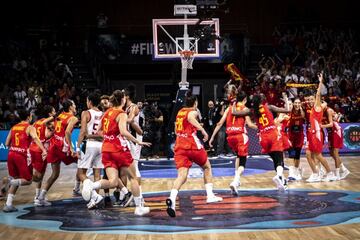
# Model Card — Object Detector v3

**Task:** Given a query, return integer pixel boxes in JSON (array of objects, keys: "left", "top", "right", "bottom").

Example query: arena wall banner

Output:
[{"left": 0, "top": 123, "right": 359, "bottom": 161}]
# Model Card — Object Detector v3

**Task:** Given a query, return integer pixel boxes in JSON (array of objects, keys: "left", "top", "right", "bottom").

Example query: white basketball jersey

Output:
[{"left": 87, "top": 109, "right": 103, "bottom": 135}]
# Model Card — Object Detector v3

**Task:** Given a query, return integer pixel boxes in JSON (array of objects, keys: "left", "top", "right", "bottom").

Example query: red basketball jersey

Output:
[
  {"left": 102, "top": 107, "right": 128, "bottom": 152},
  {"left": 174, "top": 108, "right": 203, "bottom": 150},
  {"left": 226, "top": 103, "right": 246, "bottom": 135},
  {"left": 51, "top": 112, "right": 74, "bottom": 148},
  {"left": 29, "top": 118, "right": 47, "bottom": 152},
  {"left": 9, "top": 121, "right": 31, "bottom": 156},
  {"left": 256, "top": 103, "right": 276, "bottom": 131}
]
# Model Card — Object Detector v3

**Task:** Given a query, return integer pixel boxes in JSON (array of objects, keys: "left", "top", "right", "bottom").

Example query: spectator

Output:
[
  {"left": 24, "top": 90, "right": 38, "bottom": 114},
  {"left": 13, "top": 84, "right": 27, "bottom": 109}
]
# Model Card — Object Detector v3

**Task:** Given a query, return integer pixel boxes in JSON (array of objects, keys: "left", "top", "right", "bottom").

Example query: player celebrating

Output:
[
  {"left": 3, "top": 109, "right": 47, "bottom": 212},
  {"left": 209, "top": 91, "right": 257, "bottom": 195},
  {"left": 305, "top": 73, "right": 336, "bottom": 182},
  {"left": 166, "top": 91, "right": 223, "bottom": 218},
  {"left": 232, "top": 93, "right": 291, "bottom": 191},
  {"left": 76, "top": 92, "right": 104, "bottom": 209},
  {"left": 321, "top": 102, "right": 350, "bottom": 180},
  {"left": 37, "top": 100, "right": 78, "bottom": 206},
  {"left": 31, "top": 105, "right": 56, "bottom": 206},
  {"left": 287, "top": 98, "right": 305, "bottom": 180},
  {"left": 82, "top": 90, "right": 151, "bottom": 216}
]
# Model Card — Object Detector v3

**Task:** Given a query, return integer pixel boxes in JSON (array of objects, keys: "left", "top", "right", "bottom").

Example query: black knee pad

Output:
[{"left": 238, "top": 156, "right": 247, "bottom": 167}]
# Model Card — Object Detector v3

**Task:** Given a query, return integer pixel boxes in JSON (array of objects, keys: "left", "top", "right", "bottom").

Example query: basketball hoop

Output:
[{"left": 179, "top": 50, "right": 195, "bottom": 69}]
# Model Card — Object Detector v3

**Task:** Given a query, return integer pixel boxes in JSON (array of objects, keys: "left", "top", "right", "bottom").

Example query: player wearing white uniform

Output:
[{"left": 76, "top": 92, "right": 104, "bottom": 209}]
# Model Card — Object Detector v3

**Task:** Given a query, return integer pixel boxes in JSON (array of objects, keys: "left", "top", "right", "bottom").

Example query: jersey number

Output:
[
  {"left": 103, "top": 118, "right": 110, "bottom": 133},
  {"left": 259, "top": 113, "right": 269, "bottom": 127},
  {"left": 175, "top": 118, "right": 183, "bottom": 131},
  {"left": 92, "top": 123, "right": 99, "bottom": 135},
  {"left": 55, "top": 121, "right": 62, "bottom": 133},
  {"left": 37, "top": 127, "right": 42, "bottom": 137},
  {"left": 15, "top": 133, "right": 20, "bottom": 146}
]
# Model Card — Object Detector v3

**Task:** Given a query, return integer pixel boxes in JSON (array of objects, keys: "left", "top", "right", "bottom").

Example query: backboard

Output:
[{"left": 152, "top": 18, "right": 220, "bottom": 60}]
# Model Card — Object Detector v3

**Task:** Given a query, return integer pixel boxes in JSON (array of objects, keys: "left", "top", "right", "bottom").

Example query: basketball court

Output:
[{"left": 0, "top": 156, "right": 360, "bottom": 239}]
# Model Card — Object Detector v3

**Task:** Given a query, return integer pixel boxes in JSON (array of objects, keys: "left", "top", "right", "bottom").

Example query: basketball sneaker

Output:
[
  {"left": 306, "top": 173, "right": 321, "bottom": 182},
  {"left": 104, "top": 196, "right": 112, "bottom": 208},
  {"left": 81, "top": 179, "right": 93, "bottom": 201},
  {"left": 72, "top": 188, "right": 81, "bottom": 197},
  {"left": 120, "top": 192, "right": 134, "bottom": 207},
  {"left": 206, "top": 195, "right": 223, "bottom": 203},
  {"left": 37, "top": 198, "right": 52, "bottom": 207},
  {"left": 322, "top": 172, "right": 337, "bottom": 182},
  {"left": 229, "top": 181, "right": 240, "bottom": 196},
  {"left": 272, "top": 175, "right": 287, "bottom": 191},
  {"left": 166, "top": 198, "right": 176, "bottom": 217},
  {"left": 340, "top": 169, "right": 350, "bottom": 180},
  {"left": 87, "top": 194, "right": 104, "bottom": 210},
  {"left": 3, "top": 205, "right": 18, "bottom": 213},
  {"left": 134, "top": 206, "right": 150, "bottom": 216}
]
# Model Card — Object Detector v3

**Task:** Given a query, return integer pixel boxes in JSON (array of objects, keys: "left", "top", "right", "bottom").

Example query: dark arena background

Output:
[{"left": 0, "top": 0, "right": 360, "bottom": 239}]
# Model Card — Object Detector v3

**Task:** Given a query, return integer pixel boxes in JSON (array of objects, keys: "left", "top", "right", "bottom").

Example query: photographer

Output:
[
  {"left": 213, "top": 98, "right": 232, "bottom": 157},
  {"left": 141, "top": 101, "right": 163, "bottom": 159}
]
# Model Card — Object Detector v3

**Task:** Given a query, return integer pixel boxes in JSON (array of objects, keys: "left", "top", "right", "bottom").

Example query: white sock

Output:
[
  {"left": 336, "top": 168, "right": 340, "bottom": 178},
  {"left": 74, "top": 180, "right": 81, "bottom": 190},
  {"left": 39, "top": 189, "right": 47, "bottom": 200},
  {"left": 276, "top": 166, "right": 284, "bottom": 178},
  {"left": 169, "top": 189, "right": 178, "bottom": 209},
  {"left": 92, "top": 181, "right": 101, "bottom": 190},
  {"left": 35, "top": 188, "right": 40, "bottom": 198},
  {"left": 6, "top": 193, "right": 15, "bottom": 206},
  {"left": 134, "top": 196, "right": 142, "bottom": 207},
  {"left": 139, "top": 185, "right": 142, "bottom": 196},
  {"left": 119, "top": 187, "right": 128, "bottom": 200},
  {"left": 10, "top": 179, "right": 21, "bottom": 187},
  {"left": 205, "top": 183, "right": 215, "bottom": 197},
  {"left": 234, "top": 166, "right": 244, "bottom": 183}
]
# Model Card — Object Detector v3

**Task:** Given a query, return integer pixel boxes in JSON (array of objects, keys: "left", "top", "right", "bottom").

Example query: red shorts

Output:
[
  {"left": 328, "top": 131, "right": 343, "bottom": 149},
  {"left": 288, "top": 131, "right": 304, "bottom": 149},
  {"left": 174, "top": 148, "right": 207, "bottom": 169},
  {"left": 30, "top": 150, "right": 47, "bottom": 174},
  {"left": 7, "top": 151, "right": 33, "bottom": 181},
  {"left": 102, "top": 151, "right": 133, "bottom": 169},
  {"left": 259, "top": 129, "right": 283, "bottom": 153},
  {"left": 281, "top": 133, "right": 292, "bottom": 151},
  {"left": 227, "top": 133, "right": 248, "bottom": 157},
  {"left": 47, "top": 145, "right": 77, "bottom": 165},
  {"left": 308, "top": 131, "right": 324, "bottom": 153}
]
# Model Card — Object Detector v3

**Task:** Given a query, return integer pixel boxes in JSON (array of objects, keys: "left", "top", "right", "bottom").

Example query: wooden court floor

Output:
[{"left": 0, "top": 155, "right": 359, "bottom": 240}]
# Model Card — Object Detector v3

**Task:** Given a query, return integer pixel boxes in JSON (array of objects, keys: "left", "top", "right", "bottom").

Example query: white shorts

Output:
[
  {"left": 78, "top": 141, "right": 103, "bottom": 169},
  {"left": 127, "top": 136, "right": 142, "bottom": 177}
]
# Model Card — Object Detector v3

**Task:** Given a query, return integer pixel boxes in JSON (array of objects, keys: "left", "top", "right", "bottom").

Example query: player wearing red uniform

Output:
[
  {"left": 37, "top": 100, "right": 78, "bottom": 206},
  {"left": 31, "top": 105, "right": 56, "bottom": 205},
  {"left": 304, "top": 73, "right": 336, "bottom": 182},
  {"left": 3, "top": 109, "right": 47, "bottom": 212},
  {"left": 81, "top": 90, "right": 151, "bottom": 216},
  {"left": 287, "top": 98, "right": 305, "bottom": 180},
  {"left": 166, "top": 91, "right": 223, "bottom": 218},
  {"left": 209, "top": 91, "right": 257, "bottom": 196},
  {"left": 232, "top": 93, "right": 291, "bottom": 191},
  {"left": 321, "top": 103, "right": 350, "bottom": 180}
]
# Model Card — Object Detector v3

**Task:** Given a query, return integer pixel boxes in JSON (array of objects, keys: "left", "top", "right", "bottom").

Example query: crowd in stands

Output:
[
  {"left": 0, "top": 40, "right": 86, "bottom": 129},
  {"left": 255, "top": 25, "right": 359, "bottom": 122}
]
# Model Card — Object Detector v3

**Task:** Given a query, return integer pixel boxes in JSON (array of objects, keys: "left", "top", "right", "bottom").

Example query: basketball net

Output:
[{"left": 179, "top": 50, "right": 195, "bottom": 69}]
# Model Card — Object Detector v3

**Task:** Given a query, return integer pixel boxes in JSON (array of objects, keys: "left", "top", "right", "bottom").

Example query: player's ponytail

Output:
[
  {"left": 252, "top": 94, "right": 262, "bottom": 118},
  {"left": 110, "top": 89, "right": 125, "bottom": 107}
]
